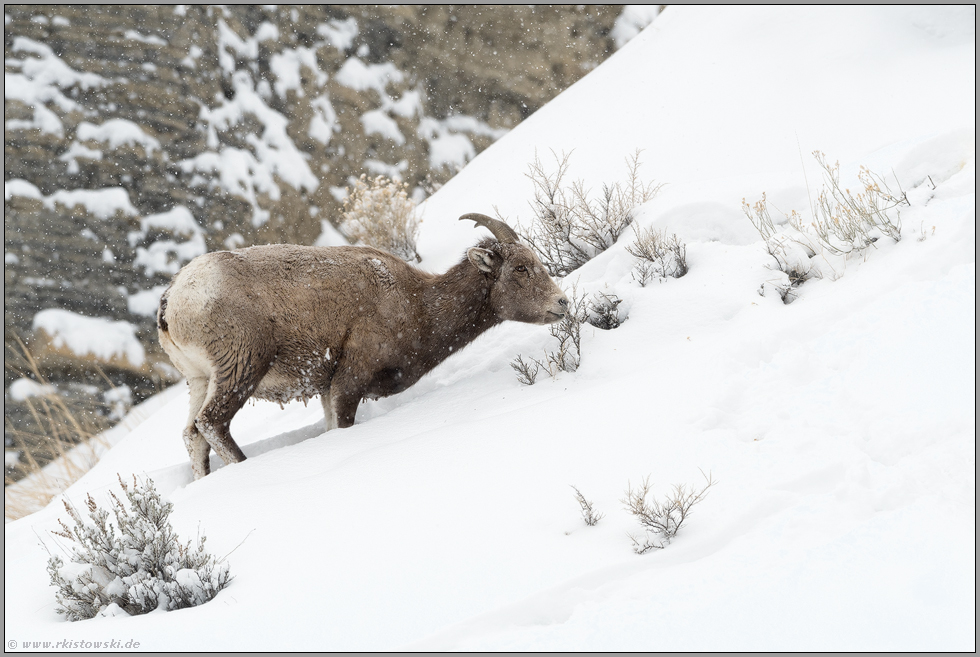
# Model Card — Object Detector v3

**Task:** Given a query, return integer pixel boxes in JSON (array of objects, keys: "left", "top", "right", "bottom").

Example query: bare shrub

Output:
[
  {"left": 586, "top": 292, "right": 626, "bottom": 330},
  {"left": 626, "top": 226, "right": 688, "bottom": 286},
  {"left": 47, "top": 475, "right": 231, "bottom": 621},
  {"left": 809, "top": 151, "right": 906, "bottom": 255},
  {"left": 510, "top": 355, "right": 540, "bottom": 386},
  {"left": 623, "top": 471, "right": 715, "bottom": 554},
  {"left": 512, "top": 285, "right": 587, "bottom": 385},
  {"left": 541, "top": 315, "right": 582, "bottom": 375},
  {"left": 340, "top": 174, "right": 421, "bottom": 262},
  {"left": 509, "top": 150, "right": 661, "bottom": 385},
  {"left": 519, "top": 150, "right": 662, "bottom": 276},
  {"left": 512, "top": 285, "right": 630, "bottom": 384},
  {"left": 571, "top": 485, "right": 604, "bottom": 526},
  {"left": 540, "top": 284, "right": 586, "bottom": 375}
]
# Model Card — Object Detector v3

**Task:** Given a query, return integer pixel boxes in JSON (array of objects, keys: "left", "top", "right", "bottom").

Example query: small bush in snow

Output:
[
  {"left": 623, "top": 471, "right": 714, "bottom": 554},
  {"left": 528, "top": 311, "right": 584, "bottom": 379},
  {"left": 545, "top": 290, "right": 585, "bottom": 374},
  {"left": 513, "top": 287, "right": 625, "bottom": 385},
  {"left": 510, "top": 355, "right": 540, "bottom": 386},
  {"left": 808, "top": 151, "right": 906, "bottom": 255},
  {"left": 513, "top": 285, "right": 588, "bottom": 385},
  {"left": 340, "top": 174, "right": 421, "bottom": 262},
  {"left": 742, "top": 193, "right": 814, "bottom": 303},
  {"left": 626, "top": 226, "right": 688, "bottom": 286},
  {"left": 46, "top": 475, "right": 231, "bottom": 621},
  {"left": 585, "top": 292, "right": 626, "bottom": 330},
  {"left": 520, "top": 150, "right": 662, "bottom": 277},
  {"left": 571, "top": 485, "right": 604, "bottom": 526},
  {"left": 744, "top": 152, "right": 908, "bottom": 303}
]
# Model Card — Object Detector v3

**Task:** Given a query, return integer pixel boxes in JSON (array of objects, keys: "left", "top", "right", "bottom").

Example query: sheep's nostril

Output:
[{"left": 558, "top": 297, "right": 568, "bottom": 307}]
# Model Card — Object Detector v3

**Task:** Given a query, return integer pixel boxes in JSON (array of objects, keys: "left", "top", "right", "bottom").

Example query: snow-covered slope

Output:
[
  {"left": 4, "top": 6, "right": 639, "bottom": 440},
  {"left": 5, "top": 6, "right": 975, "bottom": 651}
]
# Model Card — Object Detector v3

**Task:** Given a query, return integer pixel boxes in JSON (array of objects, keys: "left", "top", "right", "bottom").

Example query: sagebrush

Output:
[
  {"left": 585, "top": 292, "right": 626, "bottom": 330},
  {"left": 512, "top": 285, "right": 636, "bottom": 385},
  {"left": 626, "top": 226, "right": 688, "bottom": 286},
  {"left": 808, "top": 151, "right": 906, "bottom": 255},
  {"left": 744, "top": 151, "right": 907, "bottom": 302},
  {"left": 623, "top": 471, "right": 715, "bottom": 554},
  {"left": 47, "top": 475, "right": 231, "bottom": 621},
  {"left": 510, "top": 150, "right": 659, "bottom": 384},
  {"left": 510, "top": 355, "right": 540, "bottom": 386},
  {"left": 340, "top": 174, "right": 421, "bottom": 262},
  {"left": 512, "top": 284, "right": 587, "bottom": 384},
  {"left": 542, "top": 289, "right": 586, "bottom": 375},
  {"left": 519, "top": 150, "right": 662, "bottom": 276},
  {"left": 742, "top": 193, "right": 814, "bottom": 302},
  {"left": 571, "top": 485, "right": 604, "bottom": 526}
]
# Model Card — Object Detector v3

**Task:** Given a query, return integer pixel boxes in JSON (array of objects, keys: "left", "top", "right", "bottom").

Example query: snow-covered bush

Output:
[
  {"left": 742, "top": 193, "right": 814, "bottom": 303},
  {"left": 626, "top": 226, "right": 688, "bottom": 286},
  {"left": 46, "top": 476, "right": 231, "bottom": 621},
  {"left": 623, "top": 472, "right": 715, "bottom": 554},
  {"left": 586, "top": 292, "right": 626, "bottom": 330},
  {"left": 340, "top": 174, "right": 421, "bottom": 262},
  {"left": 744, "top": 152, "right": 907, "bottom": 303},
  {"left": 520, "top": 150, "right": 662, "bottom": 276},
  {"left": 571, "top": 485, "right": 604, "bottom": 526}
]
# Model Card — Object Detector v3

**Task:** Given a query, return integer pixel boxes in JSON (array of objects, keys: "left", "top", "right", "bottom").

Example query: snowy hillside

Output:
[
  {"left": 4, "top": 5, "right": 640, "bottom": 461},
  {"left": 4, "top": 6, "right": 975, "bottom": 651}
]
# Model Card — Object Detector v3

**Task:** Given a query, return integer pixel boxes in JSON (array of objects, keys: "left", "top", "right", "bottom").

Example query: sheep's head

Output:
[{"left": 461, "top": 214, "right": 569, "bottom": 325}]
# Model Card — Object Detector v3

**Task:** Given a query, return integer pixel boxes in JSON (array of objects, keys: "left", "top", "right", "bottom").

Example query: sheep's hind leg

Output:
[
  {"left": 184, "top": 377, "right": 212, "bottom": 479},
  {"left": 195, "top": 358, "right": 271, "bottom": 471}
]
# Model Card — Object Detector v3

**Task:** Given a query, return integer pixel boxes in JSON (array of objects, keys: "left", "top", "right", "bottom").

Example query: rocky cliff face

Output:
[{"left": 4, "top": 5, "right": 655, "bottom": 470}]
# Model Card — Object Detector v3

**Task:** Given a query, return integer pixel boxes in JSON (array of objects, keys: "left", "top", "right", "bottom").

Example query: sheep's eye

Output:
[{"left": 515, "top": 265, "right": 527, "bottom": 273}]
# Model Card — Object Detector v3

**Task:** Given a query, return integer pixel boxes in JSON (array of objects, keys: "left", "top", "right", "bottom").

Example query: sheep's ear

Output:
[{"left": 467, "top": 247, "right": 495, "bottom": 273}]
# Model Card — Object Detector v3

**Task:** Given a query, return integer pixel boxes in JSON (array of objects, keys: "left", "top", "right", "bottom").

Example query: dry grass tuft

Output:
[{"left": 5, "top": 339, "right": 112, "bottom": 522}]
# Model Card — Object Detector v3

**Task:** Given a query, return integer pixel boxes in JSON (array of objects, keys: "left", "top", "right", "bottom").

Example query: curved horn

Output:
[{"left": 459, "top": 213, "right": 520, "bottom": 244}]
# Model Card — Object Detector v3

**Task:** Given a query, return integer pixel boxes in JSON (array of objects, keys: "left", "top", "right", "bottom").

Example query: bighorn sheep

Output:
[{"left": 158, "top": 214, "right": 568, "bottom": 479}]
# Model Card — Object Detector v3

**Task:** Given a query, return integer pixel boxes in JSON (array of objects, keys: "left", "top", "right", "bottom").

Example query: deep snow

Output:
[{"left": 4, "top": 6, "right": 975, "bottom": 651}]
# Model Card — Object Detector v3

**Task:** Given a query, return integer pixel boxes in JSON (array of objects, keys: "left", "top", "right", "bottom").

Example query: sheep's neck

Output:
[{"left": 421, "top": 260, "right": 500, "bottom": 366}]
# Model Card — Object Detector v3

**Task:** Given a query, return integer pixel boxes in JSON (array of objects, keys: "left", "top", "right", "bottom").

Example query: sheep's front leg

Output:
[
  {"left": 320, "top": 388, "right": 339, "bottom": 431},
  {"left": 328, "top": 373, "right": 363, "bottom": 429}
]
